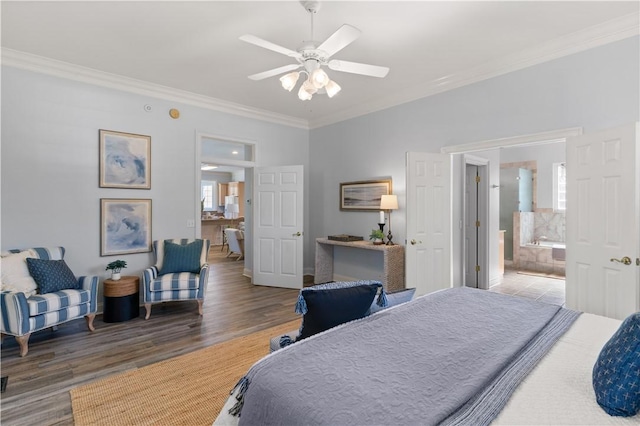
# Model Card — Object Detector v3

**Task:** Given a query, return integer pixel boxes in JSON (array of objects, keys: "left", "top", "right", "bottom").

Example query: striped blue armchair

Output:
[
  {"left": 0, "top": 247, "right": 98, "bottom": 357},
  {"left": 142, "top": 239, "right": 210, "bottom": 319}
]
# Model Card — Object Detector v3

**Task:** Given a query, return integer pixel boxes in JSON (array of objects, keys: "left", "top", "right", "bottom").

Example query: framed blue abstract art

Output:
[
  {"left": 99, "top": 129, "right": 151, "bottom": 189},
  {"left": 101, "top": 198, "right": 152, "bottom": 256}
]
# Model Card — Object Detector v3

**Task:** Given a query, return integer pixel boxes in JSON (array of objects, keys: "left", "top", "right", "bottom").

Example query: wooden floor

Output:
[
  {"left": 0, "top": 248, "right": 300, "bottom": 426},
  {"left": 1, "top": 250, "right": 568, "bottom": 425}
]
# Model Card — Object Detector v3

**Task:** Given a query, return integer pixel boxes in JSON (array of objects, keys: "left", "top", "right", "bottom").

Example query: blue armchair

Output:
[
  {"left": 142, "top": 238, "right": 210, "bottom": 319},
  {"left": 0, "top": 247, "right": 98, "bottom": 357}
]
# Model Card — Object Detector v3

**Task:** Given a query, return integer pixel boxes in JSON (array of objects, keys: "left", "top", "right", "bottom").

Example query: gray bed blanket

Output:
[{"left": 233, "top": 287, "right": 578, "bottom": 425}]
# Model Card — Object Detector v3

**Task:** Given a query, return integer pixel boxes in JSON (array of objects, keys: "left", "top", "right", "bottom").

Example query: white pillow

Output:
[{"left": 1, "top": 250, "right": 39, "bottom": 297}]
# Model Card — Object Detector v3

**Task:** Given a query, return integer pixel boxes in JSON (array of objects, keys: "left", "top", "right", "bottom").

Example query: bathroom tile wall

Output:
[{"left": 533, "top": 208, "right": 565, "bottom": 242}]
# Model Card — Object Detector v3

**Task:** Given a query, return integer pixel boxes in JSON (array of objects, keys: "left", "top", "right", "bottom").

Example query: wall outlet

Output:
[{"left": 186, "top": 219, "right": 195, "bottom": 228}]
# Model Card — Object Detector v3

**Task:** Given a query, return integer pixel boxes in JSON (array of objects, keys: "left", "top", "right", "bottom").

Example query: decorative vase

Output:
[
  {"left": 373, "top": 239, "right": 384, "bottom": 245},
  {"left": 111, "top": 272, "right": 121, "bottom": 281}
]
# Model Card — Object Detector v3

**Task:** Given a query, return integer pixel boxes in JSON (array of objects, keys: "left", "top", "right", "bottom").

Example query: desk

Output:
[
  {"left": 315, "top": 238, "right": 405, "bottom": 292},
  {"left": 201, "top": 218, "right": 244, "bottom": 246},
  {"left": 103, "top": 276, "right": 139, "bottom": 322}
]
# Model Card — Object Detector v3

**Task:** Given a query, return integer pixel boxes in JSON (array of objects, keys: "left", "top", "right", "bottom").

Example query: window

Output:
[
  {"left": 553, "top": 163, "right": 566, "bottom": 212},
  {"left": 201, "top": 180, "right": 216, "bottom": 211}
]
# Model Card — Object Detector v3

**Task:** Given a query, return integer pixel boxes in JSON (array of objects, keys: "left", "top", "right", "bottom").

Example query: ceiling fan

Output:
[{"left": 240, "top": 0, "right": 389, "bottom": 100}]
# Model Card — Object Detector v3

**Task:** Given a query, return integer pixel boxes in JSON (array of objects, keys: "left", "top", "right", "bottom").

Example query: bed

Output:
[{"left": 214, "top": 286, "right": 639, "bottom": 425}]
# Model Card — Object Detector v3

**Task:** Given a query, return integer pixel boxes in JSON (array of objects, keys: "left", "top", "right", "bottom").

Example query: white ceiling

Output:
[{"left": 2, "top": 1, "right": 639, "bottom": 128}]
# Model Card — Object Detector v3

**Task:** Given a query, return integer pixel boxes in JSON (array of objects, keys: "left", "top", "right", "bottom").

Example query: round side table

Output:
[{"left": 103, "top": 275, "right": 140, "bottom": 323}]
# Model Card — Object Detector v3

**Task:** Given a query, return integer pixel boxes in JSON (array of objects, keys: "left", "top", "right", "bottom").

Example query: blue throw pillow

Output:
[
  {"left": 159, "top": 240, "right": 203, "bottom": 275},
  {"left": 592, "top": 312, "right": 640, "bottom": 417},
  {"left": 295, "top": 280, "right": 387, "bottom": 314},
  {"left": 369, "top": 288, "right": 416, "bottom": 314},
  {"left": 25, "top": 258, "right": 78, "bottom": 294},
  {"left": 296, "top": 283, "right": 381, "bottom": 341}
]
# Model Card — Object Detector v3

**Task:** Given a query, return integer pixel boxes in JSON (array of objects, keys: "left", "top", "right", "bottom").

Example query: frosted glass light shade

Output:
[
  {"left": 298, "top": 84, "right": 312, "bottom": 100},
  {"left": 280, "top": 72, "right": 300, "bottom": 91},
  {"left": 380, "top": 194, "right": 398, "bottom": 210},
  {"left": 311, "top": 68, "right": 329, "bottom": 89},
  {"left": 325, "top": 80, "right": 341, "bottom": 98},
  {"left": 302, "top": 79, "right": 317, "bottom": 94}
]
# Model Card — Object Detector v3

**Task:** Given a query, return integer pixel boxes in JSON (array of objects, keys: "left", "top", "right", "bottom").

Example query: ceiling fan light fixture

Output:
[
  {"left": 279, "top": 72, "right": 300, "bottom": 92},
  {"left": 310, "top": 68, "right": 329, "bottom": 89},
  {"left": 298, "top": 84, "right": 313, "bottom": 101},
  {"left": 302, "top": 79, "right": 318, "bottom": 95},
  {"left": 325, "top": 79, "right": 341, "bottom": 98}
]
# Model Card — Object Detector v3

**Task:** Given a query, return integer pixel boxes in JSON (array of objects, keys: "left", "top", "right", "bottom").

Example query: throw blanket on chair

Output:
[{"left": 231, "top": 287, "right": 580, "bottom": 426}]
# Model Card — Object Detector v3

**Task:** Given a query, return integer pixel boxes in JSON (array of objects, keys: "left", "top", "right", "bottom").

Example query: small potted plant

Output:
[
  {"left": 369, "top": 229, "right": 385, "bottom": 245},
  {"left": 105, "top": 260, "right": 127, "bottom": 281}
]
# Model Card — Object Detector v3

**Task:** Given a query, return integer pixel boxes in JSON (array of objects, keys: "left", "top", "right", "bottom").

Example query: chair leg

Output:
[
  {"left": 221, "top": 226, "right": 228, "bottom": 252},
  {"left": 197, "top": 299, "right": 203, "bottom": 316},
  {"left": 85, "top": 314, "right": 96, "bottom": 332},
  {"left": 144, "top": 303, "right": 152, "bottom": 320},
  {"left": 15, "top": 333, "right": 31, "bottom": 357}
]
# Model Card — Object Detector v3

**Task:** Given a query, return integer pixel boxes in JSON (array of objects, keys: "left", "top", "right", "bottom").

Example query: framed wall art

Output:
[
  {"left": 99, "top": 129, "right": 151, "bottom": 189},
  {"left": 340, "top": 179, "right": 392, "bottom": 211},
  {"left": 100, "top": 198, "right": 152, "bottom": 256}
]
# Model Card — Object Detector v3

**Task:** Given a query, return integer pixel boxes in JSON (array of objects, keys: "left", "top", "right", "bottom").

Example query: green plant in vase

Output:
[
  {"left": 105, "top": 260, "right": 127, "bottom": 281},
  {"left": 369, "top": 229, "right": 385, "bottom": 245}
]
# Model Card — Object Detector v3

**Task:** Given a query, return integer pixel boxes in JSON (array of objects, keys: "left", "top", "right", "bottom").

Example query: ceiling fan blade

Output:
[
  {"left": 328, "top": 60, "right": 390, "bottom": 78},
  {"left": 240, "top": 34, "right": 302, "bottom": 59},
  {"left": 317, "top": 24, "right": 361, "bottom": 57},
  {"left": 248, "top": 64, "right": 302, "bottom": 81}
]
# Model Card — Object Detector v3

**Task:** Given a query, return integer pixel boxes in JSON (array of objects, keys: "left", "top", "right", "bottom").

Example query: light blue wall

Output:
[
  {"left": 1, "top": 67, "right": 309, "bottom": 289},
  {"left": 2, "top": 36, "right": 638, "bottom": 292},
  {"left": 309, "top": 36, "right": 639, "bottom": 284}
]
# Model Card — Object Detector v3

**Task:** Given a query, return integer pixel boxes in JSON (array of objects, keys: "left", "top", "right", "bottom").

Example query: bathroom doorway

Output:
[{"left": 498, "top": 142, "right": 566, "bottom": 304}]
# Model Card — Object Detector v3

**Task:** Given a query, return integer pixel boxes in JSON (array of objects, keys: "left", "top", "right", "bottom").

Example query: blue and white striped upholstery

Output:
[
  {"left": 142, "top": 239, "right": 210, "bottom": 318},
  {"left": 0, "top": 247, "right": 98, "bottom": 356}
]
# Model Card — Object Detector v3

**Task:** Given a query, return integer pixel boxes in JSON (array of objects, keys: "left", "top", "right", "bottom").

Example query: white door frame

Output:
[
  {"left": 440, "top": 127, "right": 583, "bottom": 285},
  {"left": 195, "top": 132, "right": 256, "bottom": 267},
  {"left": 463, "top": 154, "right": 489, "bottom": 289}
]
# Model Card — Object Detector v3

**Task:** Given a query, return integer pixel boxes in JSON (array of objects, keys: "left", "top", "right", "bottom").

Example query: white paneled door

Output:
[
  {"left": 406, "top": 152, "right": 452, "bottom": 296},
  {"left": 252, "top": 165, "right": 304, "bottom": 289},
  {"left": 566, "top": 123, "right": 640, "bottom": 320}
]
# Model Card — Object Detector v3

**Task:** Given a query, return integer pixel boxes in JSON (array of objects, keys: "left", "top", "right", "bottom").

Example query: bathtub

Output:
[
  {"left": 519, "top": 241, "right": 566, "bottom": 275},
  {"left": 525, "top": 241, "right": 565, "bottom": 249}
]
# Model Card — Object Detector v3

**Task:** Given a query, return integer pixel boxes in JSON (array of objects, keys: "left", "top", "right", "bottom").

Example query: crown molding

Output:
[
  {"left": 0, "top": 48, "right": 310, "bottom": 130},
  {"left": 308, "top": 12, "right": 639, "bottom": 129},
  {"left": 1, "top": 12, "right": 637, "bottom": 131},
  {"left": 441, "top": 127, "right": 583, "bottom": 154}
]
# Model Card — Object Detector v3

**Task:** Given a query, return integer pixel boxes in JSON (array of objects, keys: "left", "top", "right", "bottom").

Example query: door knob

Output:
[
  {"left": 610, "top": 256, "right": 632, "bottom": 266},
  {"left": 410, "top": 239, "right": 422, "bottom": 245},
  {"left": 292, "top": 232, "right": 302, "bottom": 237}
]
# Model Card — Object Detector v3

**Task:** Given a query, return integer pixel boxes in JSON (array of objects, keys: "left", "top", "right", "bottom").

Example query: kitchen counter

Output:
[{"left": 201, "top": 217, "right": 244, "bottom": 246}]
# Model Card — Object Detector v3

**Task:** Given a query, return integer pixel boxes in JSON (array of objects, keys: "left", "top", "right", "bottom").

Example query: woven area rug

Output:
[{"left": 70, "top": 320, "right": 300, "bottom": 426}]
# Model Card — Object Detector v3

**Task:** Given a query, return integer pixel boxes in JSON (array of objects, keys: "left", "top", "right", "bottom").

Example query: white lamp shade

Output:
[
  {"left": 280, "top": 72, "right": 300, "bottom": 91},
  {"left": 297, "top": 84, "right": 312, "bottom": 100},
  {"left": 302, "top": 79, "right": 317, "bottom": 95},
  {"left": 380, "top": 194, "right": 398, "bottom": 210},
  {"left": 325, "top": 80, "right": 341, "bottom": 98},
  {"left": 311, "top": 68, "right": 329, "bottom": 89}
]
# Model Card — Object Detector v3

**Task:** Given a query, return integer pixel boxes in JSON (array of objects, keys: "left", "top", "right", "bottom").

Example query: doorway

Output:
[
  {"left": 441, "top": 127, "right": 580, "bottom": 300},
  {"left": 196, "top": 133, "right": 256, "bottom": 276},
  {"left": 498, "top": 144, "right": 566, "bottom": 301}
]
